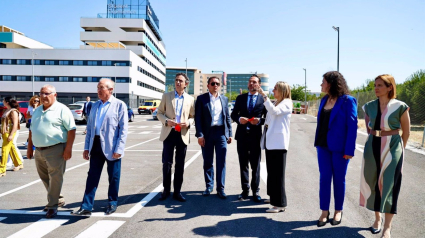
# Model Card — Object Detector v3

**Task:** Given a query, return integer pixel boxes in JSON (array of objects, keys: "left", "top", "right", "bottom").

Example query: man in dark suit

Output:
[
  {"left": 195, "top": 76, "right": 232, "bottom": 199},
  {"left": 231, "top": 75, "right": 267, "bottom": 202},
  {"left": 83, "top": 96, "right": 92, "bottom": 135}
]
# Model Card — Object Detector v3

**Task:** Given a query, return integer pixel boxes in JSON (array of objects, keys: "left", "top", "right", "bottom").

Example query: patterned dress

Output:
[{"left": 360, "top": 99, "right": 409, "bottom": 214}]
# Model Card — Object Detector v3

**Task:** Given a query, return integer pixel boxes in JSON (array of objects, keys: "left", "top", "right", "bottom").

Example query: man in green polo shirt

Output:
[{"left": 27, "top": 84, "right": 76, "bottom": 219}]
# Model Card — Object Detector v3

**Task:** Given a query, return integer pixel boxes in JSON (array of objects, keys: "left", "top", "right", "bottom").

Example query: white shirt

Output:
[
  {"left": 95, "top": 96, "right": 113, "bottom": 135},
  {"left": 28, "top": 106, "right": 34, "bottom": 116},
  {"left": 209, "top": 92, "right": 223, "bottom": 126}
]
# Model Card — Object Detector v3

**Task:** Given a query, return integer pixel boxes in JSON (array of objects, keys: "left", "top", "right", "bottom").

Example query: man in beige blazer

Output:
[{"left": 157, "top": 73, "right": 195, "bottom": 202}]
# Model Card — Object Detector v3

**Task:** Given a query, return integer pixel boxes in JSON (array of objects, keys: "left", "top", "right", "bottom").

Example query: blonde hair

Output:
[
  {"left": 29, "top": 95, "right": 40, "bottom": 108},
  {"left": 375, "top": 74, "right": 396, "bottom": 99},
  {"left": 274, "top": 81, "right": 291, "bottom": 105}
]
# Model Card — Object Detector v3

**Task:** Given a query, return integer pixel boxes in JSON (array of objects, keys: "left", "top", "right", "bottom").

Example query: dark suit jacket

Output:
[
  {"left": 83, "top": 101, "right": 93, "bottom": 116},
  {"left": 314, "top": 94, "right": 358, "bottom": 156},
  {"left": 231, "top": 93, "right": 267, "bottom": 141},
  {"left": 195, "top": 93, "right": 232, "bottom": 139}
]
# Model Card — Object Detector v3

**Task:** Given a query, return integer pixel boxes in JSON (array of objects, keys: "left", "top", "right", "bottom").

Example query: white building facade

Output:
[{"left": 0, "top": 0, "right": 165, "bottom": 107}]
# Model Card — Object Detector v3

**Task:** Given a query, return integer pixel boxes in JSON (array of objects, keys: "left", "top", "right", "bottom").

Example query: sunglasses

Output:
[
  {"left": 210, "top": 82, "right": 220, "bottom": 86},
  {"left": 34, "top": 100, "right": 40, "bottom": 102}
]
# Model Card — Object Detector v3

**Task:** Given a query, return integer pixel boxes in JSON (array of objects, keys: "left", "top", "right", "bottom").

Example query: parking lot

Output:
[{"left": 0, "top": 113, "right": 424, "bottom": 237}]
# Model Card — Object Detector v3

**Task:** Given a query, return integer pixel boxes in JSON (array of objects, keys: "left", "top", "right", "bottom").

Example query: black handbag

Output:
[{"left": 26, "top": 122, "right": 30, "bottom": 129}]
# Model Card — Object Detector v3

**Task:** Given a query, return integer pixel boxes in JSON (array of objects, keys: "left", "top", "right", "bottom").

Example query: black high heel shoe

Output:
[
  {"left": 331, "top": 211, "right": 343, "bottom": 225},
  {"left": 369, "top": 218, "right": 383, "bottom": 234},
  {"left": 317, "top": 211, "right": 330, "bottom": 227}
]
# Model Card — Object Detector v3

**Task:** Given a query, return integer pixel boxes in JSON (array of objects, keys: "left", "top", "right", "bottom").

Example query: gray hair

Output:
[
  {"left": 99, "top": 78, "right": 115, "bottom": 90},
  {"left": 41, "top": 84, "right": 56, "bottom": 93}
]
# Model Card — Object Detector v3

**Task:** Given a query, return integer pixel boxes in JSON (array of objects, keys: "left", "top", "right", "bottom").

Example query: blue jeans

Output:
[
  {"left": 317, "top": 146, "right": 349, "bottom": 211},
  {"left": 202, "top": 126, "right": 227, "bottom": 192}
]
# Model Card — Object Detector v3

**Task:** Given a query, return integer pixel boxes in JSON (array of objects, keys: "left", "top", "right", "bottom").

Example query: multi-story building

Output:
[
  {"left": 166, "top": 67, "right": 269, "bottom": 98},
  {"left": 0, "top": 0, "right": 165, "bottom": 107}
]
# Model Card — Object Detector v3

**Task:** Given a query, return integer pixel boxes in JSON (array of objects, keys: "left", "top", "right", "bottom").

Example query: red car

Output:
[{"left": 0, "top": 101, "right": 29, "bottom": 124}]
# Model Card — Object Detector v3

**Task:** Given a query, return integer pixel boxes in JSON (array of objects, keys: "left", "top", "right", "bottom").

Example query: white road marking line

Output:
[
  {"left": 75, "top": 220, "right": 125, "bottom": 238},
  {"left": 356, "top": 144, "right": 365, "bottom": 153},
  {"left": 127, "top": 131, "right": 134, "bottom": 134},
  {"left": 123, "top": 150, "right": 202, "bottom": 218},
  {"left": 301, "top": 118, "right": 307, "bottom": 120},
  {"left": 137, "top": 126, "right": 149, "bottom": 128},
  {"left": 7, "top": 218, "right": 68, "bottom": 238},
  {"left": 138, "top": 131, "right": 153, "bottom": 134},
  {"left": 0, "top": 162, "right": 89, "bottom": 198},
  {"left": 0, "top": 217, "right": 6, "bottom": 221},
  {"left": 124, "top": 137, "right": 159, "bottom": 150},
  {"left": 260, "top": 162, "right": 267, "bottom": 185}
]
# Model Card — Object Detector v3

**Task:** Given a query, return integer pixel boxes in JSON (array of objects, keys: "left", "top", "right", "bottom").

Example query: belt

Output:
[
  {"left": 37, "top": 143, "right": 62, "bottom": 151},
  {"left": 370, "top": 129, "right": 399, "bottom": 137}
]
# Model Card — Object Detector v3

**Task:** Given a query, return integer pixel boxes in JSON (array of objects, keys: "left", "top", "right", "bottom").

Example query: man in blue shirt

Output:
[{"left": 157, "top": 73, "right": 195, "bottom": 202}]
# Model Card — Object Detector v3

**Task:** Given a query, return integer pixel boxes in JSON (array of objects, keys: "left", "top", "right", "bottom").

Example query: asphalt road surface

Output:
[{"left": 0, "top": 113, "right": 424, "bottom": 238}]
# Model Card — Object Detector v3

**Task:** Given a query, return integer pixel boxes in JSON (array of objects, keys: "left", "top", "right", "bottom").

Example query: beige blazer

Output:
[{"left": 157, "top": 91, "right": 195, "bottom": 145}]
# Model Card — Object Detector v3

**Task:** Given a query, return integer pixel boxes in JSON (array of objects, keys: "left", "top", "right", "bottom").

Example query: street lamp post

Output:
[
  {"left": 303, "top": 68, "right": 307, "bottom": 114},
  {"left": 332, "top": 26, "right": 340, "bottom": 71},
  {"left": 31, "top": 51, "right": 37, "bottom": 96},
  {"left": 114, "top": 63, "right": 117, "bottom": 97}
]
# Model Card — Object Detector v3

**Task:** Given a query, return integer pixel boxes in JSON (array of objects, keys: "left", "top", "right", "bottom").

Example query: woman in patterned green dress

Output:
[{"left": 360, "top": 74, "right": 410, "bottom": 238}]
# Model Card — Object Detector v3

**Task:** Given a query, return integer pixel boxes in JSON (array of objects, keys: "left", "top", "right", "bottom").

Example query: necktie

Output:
[{"left": 248, "top": 95, "right": 255, "bottom": 113}]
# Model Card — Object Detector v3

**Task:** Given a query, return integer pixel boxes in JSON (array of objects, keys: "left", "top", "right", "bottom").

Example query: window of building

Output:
[
  {"left": 2, "top": 76, "right": 12, "bottom": 81},
  {"left": 73, "top": 77, "right": 83, "bottom": 82},
  {"left": 59, "top": 77, "right": 68, "bottom": 82},
  {"left": 34, "top": 76, "right": 41, "bottom": 81},
  {"left": 17, "top": 60, "right": 27, "bottom": 65},
  {"left": 88, "top": 61, "right": 98, "bottom": 66},
  {"left": 2, "top": 59, "right": 12, "bottom": 64},
  {"left": 59, "top": 61, "right": 69, "bottom": 65},
  {"left": 45, "top": 77, "right": 55, "bottom": 81},
  {"left": 73, "top": 61, "right": 83, "bottom": 66},
  {"left": 0, "top": 43, "right": 6, "bottom": 48},
  {"left": 17, "top": 76, "right": 27, "bottom": 81},
  {"left": 45, "top": 61, "right": 55, "bottom": 65},
  {"left": 34, "top": 60, "right": 41, "bottom": 65},
  {"left": 87, "top": 77, "right": 100, "bottom": 82},
  {"left": 102, "top": 61, "right": 112, "bottom": 66}
]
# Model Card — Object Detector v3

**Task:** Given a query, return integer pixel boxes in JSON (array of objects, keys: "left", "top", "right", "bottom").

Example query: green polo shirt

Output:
[{"left": 30, "top": 101, "right": 76, "bottom": 147}]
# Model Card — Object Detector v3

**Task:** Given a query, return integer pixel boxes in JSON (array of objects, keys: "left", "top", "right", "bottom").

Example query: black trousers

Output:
[
  {"left": 236, "top": 131, "right": 261, "bottom": 193},
  {"left": 162, "top": 129, "right": 187, "bottom": 193},
  {"left": 265, "top": 149, "right": 287, "bottom": 207}
]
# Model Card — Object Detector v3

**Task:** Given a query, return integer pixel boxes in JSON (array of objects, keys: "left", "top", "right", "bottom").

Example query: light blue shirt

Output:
[
  {"left": 174, "top": 91, "right": 184, "bottom": 123},
  {"left": 209, "top": 92, "right": 223, "bottom": 126},
  {"left": 95, "top": 96, "right": 113, "bottom": 135}
]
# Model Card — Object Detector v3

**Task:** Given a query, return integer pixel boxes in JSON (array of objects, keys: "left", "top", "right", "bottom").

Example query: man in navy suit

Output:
[
  {"left": 83, "top": 96, "right": 92, "bottom": 135},
  {"left": 231, "top": 75, "right": 267, "bottom": 202},
  {"left": 195, "top": 76, "right": 232, "bottom": 199}
]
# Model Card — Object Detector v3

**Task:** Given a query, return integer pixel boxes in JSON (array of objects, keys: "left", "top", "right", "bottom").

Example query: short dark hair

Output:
[
  {"left": 322, "top": 71, "right": 350, "bottom": 97},
  {"left": 250, "top": 74, "right": 261, "bottom": 84},
  {"left": 4, "top": 96, "right": 20, "bottom": 110},
  {"left": 208, "top": 76, "right": 220, "bottom": 84},
  {"left": 175, "top": 73, "right": 190, "bottom": 84}
]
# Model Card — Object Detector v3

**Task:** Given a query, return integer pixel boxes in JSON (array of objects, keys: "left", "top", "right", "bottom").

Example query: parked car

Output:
[
  {"left": 68, "top": 103, "right": 85, "bottom": 122},
  {"left": 128, "top": 107, "right": 135, "bottom": 122},
  {"left": 0, "top": 101, "right": 29, "bottom": 123},
  {"left": 152, "top": 108, "right": 158, "bottom": 120},
  {"left": 138, "top": 100, "right": 161, "bottom": 114}
]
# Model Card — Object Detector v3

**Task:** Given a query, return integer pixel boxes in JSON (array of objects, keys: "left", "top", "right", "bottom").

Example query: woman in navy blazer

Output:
[{"left": 314, "top": 71, "right": 357, "bottom": 227}]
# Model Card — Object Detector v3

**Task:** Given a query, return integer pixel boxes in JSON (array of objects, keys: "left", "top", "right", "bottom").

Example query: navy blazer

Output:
[
  {"left": 231, "top": 93, "right": 267, "bottom": 140},
  {"left": 83, "top": 101, "right": 93, "bottom": 116},
  {"left": 314, "top": 94, "right": 358, "bottom": 156},
  {"left": 195, "top": 93, "right": 232, "bottom": 139}
]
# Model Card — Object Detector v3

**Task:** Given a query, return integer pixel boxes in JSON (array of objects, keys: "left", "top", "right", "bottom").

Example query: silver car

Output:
[{"left": 68, "top": 104, "right": 85, "bottom": 122}]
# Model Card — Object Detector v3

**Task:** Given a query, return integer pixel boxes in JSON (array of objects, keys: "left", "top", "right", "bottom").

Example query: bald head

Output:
[
  {"left": 41, "top": 84, "right": 56, "bottom": 93},
  {"left": 99, "top": 78, "right": 115, "bottom": 90},
  {"left": 98, "top": 78, "right": 115, "bottom": 102}
]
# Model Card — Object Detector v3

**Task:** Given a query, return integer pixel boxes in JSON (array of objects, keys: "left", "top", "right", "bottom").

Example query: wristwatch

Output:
[{"left": 165, "top": 119, "right": 168, "bottom": 126}]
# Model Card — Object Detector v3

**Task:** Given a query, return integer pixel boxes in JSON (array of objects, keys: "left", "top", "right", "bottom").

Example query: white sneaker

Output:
[{"left": 266, "top": 206, "right": 285, "bottom": 213}]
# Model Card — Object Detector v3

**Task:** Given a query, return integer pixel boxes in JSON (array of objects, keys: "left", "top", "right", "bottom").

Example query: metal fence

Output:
[{"left": 307, "top": 91, "right": 425, "bottom": 147}]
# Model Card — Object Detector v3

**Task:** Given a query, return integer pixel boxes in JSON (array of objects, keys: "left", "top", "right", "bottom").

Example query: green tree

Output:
[{"left": 291, "top": 84, "right": 306, "bottom": 101}]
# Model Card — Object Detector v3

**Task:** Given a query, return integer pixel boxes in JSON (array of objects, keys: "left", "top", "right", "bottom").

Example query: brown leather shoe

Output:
[
  {"left": 13, "top": 164, "right": 24, "bottom": 171},
  {"left": 45, "top": 208, "right": 58, "bottom": 218}
]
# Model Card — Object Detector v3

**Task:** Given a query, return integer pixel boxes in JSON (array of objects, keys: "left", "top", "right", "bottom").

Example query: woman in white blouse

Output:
[{"left": 258, "top": 82, "right": 292, "bottom": 213}]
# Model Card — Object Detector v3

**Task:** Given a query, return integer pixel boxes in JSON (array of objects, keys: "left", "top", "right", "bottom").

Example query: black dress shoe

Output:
[
  {"left": 331, "top": 211, "right": 343, "bottom": 225},
  {"left": 252, "top": 193, "right": 262, "bottom": 203},
  {"left": 159, "top": 191, "right": 170, "bottom": 201},
  {"left": 317, "top": 211, "right": 330, "bottom": 227},
  {"left": 173, "top": 193, "right": 186, "bottom": 202},
  {"left": 217, "top": 191, "right": 227, "bottom": 199},
  {"left": 369, "top": 226, "right": 382, "bottom": 234},
  {"left": 45, "top": 208, "right": 58, "bottom": 218},
  {"left": 238, "top": 191, "right": 249, "bottom": 200},
  {"left": 105, "top": 205, "right": 117, "bottom": 215},
  {"left": 72, "top": 208, "right": 92, "bottom": 216},
  {"left": 202, "top": 188, "right": 213, "bottom": 196}
]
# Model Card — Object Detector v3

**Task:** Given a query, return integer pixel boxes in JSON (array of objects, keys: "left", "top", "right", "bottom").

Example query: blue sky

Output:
[{"left": 1, "top": 0, "right": 423, "bottom": 92}]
